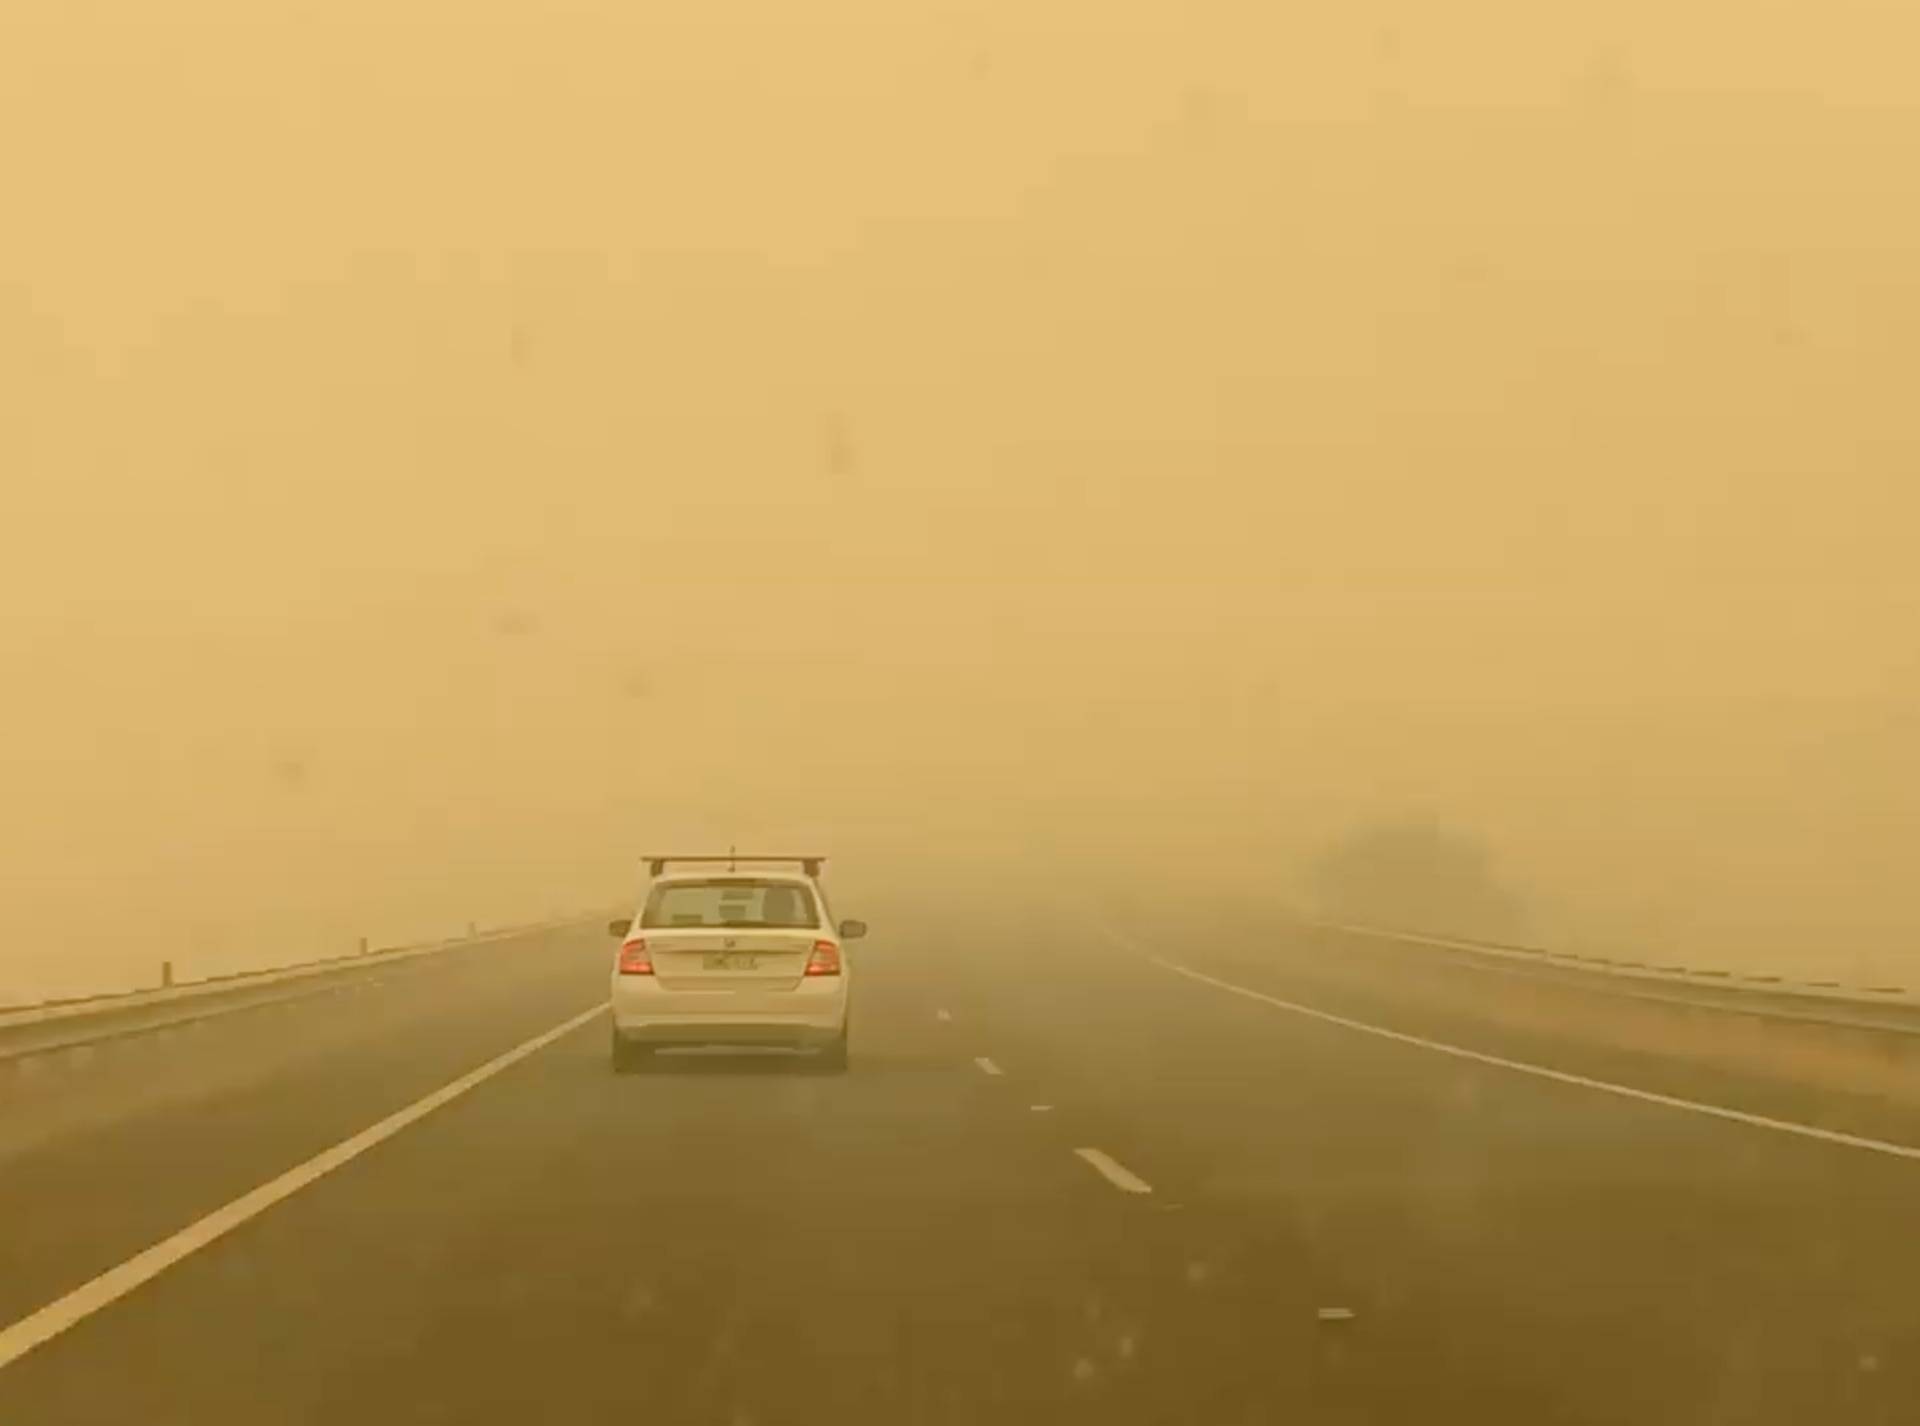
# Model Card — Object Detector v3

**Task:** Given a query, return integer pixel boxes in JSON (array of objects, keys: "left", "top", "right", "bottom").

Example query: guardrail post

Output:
[
  {"left": 358, "top": 936, "right": 369, "bottom": 956},
  {"left": 468, "top": 921, "right": 478, "bottom": 938},
  {"left": 161, "top": 960, "right": 173, "bottom": 988}
]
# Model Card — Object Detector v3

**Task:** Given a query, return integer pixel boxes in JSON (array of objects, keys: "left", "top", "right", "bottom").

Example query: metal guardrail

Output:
[
  {"left": 1314, "top": 920, "right": 1916, "bottom": 1010},
  {"left": 0, "top": 915, "right": 602, "bottom": 1034}
]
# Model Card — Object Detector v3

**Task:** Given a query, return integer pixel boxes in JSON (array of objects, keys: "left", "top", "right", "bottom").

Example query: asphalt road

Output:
[{"left": 2, "top": 902, "right": 1917, "bottom": 1424}]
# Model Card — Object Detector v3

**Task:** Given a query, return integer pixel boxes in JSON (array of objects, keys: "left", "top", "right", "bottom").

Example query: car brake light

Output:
[
  {"left": 805, "top": 940, "right": 841, "bottom": 976},
  {"left": 617, "top": 939, "right": 653, "bottom": 975}
]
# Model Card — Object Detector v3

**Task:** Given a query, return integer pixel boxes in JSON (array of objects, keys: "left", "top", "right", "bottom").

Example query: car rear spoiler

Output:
[{"left": 644, "top": 853, "right": 827, "bottom": 878}]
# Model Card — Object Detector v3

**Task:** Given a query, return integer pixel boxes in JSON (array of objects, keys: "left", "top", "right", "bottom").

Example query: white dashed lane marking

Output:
[{"left": 1073, "top": 1147, "right": 1153, "bottom": 1195}]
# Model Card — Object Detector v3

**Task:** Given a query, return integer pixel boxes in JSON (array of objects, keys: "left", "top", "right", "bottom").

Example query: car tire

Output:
[
  {"left": 815, "top": 1028, "right": 849, "bottom": 1073},
  {"left": 610, "top": 1030, "right": 651, "bottom": 1074}
]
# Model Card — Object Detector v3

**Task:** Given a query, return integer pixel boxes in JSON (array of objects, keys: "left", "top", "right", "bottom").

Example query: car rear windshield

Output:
[{"left": 641, "top": 879, "right": 822, "bottom": 930}]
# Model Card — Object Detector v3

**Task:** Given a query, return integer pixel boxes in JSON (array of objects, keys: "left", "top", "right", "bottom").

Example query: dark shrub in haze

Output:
[{"left": 1310, "top": 820, "right": 1526, "bottom": 943}]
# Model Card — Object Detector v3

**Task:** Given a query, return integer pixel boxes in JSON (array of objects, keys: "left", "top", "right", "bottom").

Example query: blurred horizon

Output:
[{"left": 5, "top": 0, "right": 1918, "bottom": 1000}]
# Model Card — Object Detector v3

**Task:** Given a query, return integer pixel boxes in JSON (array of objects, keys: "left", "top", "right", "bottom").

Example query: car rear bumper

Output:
[
  {"left": 613, "top": 1018, "right": 844, "bottom": 1049},
  {"left": 609, "top": 976, "right": 846, "bottom": 1046}
]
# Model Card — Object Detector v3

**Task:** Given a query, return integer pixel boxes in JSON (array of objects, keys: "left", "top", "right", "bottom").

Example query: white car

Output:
[{"left": 607, "top": 855, "right": 866, "bottom": 1072}]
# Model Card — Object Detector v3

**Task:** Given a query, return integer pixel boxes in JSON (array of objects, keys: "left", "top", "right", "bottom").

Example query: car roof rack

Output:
[{"left": 644, "top": 852, "right": 827, "bottom": 878}]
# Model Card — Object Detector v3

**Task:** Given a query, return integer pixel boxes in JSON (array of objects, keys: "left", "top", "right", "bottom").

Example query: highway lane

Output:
[
  {"left": 932, "top": 906, "right": 1920, "bottom": 1423},
  {"left": 0, "top": 923, "right": 611, "bottom": 1329},
  {"left": 2, "top": 902, "right": 1917, "bottom": 1423}
]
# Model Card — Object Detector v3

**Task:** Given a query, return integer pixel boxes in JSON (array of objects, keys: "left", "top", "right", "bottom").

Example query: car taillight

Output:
[
  {"left": 617, "top": 939, "right": 653, "bottom": 975},
  {"left": 805, "top": 940, "right": 841, "bottom": 976}
]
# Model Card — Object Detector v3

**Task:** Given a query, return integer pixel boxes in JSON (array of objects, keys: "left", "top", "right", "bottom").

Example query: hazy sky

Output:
[{"left": 5, "top": 1, "right": 1918, "bottom": 997}]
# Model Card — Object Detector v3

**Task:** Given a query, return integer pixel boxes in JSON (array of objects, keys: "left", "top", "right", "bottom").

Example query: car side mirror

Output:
[
  {"left": 838, "top": 919, "right": 868, "bottom": 941},
  {"left": 607, "top": 918, "right": 631, "bottom": 938}
]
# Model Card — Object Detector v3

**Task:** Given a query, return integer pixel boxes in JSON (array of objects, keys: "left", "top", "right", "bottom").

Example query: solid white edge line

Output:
[
  {"left": 0, "top": 1002, "right": 609, "bottom": 1372},
  {"left": 974, "top": 1055, "right": 1003, "bottom": 1076},
  {"left": 1074, "top": 1147, "right": 1154, "bottom": 1194},
  {"left": 1151, "top": 957, "right": 1920, "bottom": 1163}
]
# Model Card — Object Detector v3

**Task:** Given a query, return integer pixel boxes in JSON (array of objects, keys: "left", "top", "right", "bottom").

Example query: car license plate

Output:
[{"left": 703, "top": 953, "right": 759, "bottom": 971}]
